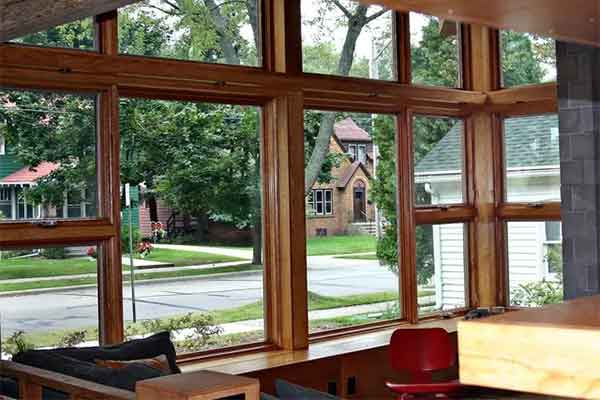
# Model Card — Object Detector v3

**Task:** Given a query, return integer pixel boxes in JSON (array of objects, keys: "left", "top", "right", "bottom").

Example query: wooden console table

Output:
[
  {"left": 458, "top": 296, "right": 600, "bottom": 399},
  {"left": 136, "top": 370, "right": 259, "bottom": 400}
]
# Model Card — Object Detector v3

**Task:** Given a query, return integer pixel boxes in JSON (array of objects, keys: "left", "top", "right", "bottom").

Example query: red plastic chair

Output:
[{"left": 385, "top": 328, "right": 465, "bottom": 399}]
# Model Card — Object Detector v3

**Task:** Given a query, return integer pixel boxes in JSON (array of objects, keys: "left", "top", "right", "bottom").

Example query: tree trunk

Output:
[
  {"left": 252, "top": 211, "right": 262, "bottom": 265},
  {"left": 205, "top": 0, "right": 241, "bottom": 65},
  {"left": 304, "top": 6, "right": 370, "bottom": 193},
  {"left": 246, "top": 0, "right": 260, "bottom": 63},
  {"left": 148, "top": 196, "right": 158, "bottom": 222},
  {"left": 193, "top": 212, "right": 209, "bottom": 243}
]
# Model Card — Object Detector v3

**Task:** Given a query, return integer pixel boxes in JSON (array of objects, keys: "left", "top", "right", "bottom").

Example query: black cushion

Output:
[
  {"left": 0, "top": 377, "right": 18, "bottom": 399},
  {"left": 275, "top": 379, "right": 340, "bottom": 400},
  {"left": 13, "top": 351, "right": 164, "bottom": 392},
  {"left": 17, "top": 331, "right": 179, "bottom": 374}
]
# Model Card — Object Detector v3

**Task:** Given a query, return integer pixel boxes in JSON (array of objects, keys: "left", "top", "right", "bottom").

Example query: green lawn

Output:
[
  {"left": 0, "top": 257, "right": 97, "bottom": 280},
  {"left": 0, "top": 264, "right": 262, "bottom": 293},
  {"left": 307, "top": 235, "right": 377, "bottom": 256},
  {"left": 139, "top": 248, "right": 242, "bottom": 267},
  {"left": 0, "top": 249, "right": 243, "bottom": 281},
  {"left": 208, "top": 235, "right": 378, "bottom": 257},
  {"left": 334, "top": 254, "right": 378, "bottom": 260}
]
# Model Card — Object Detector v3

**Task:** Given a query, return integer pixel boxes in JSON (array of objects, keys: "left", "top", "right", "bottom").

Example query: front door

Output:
[{"left": 353, "top": 182, "right": 366, "bottom": 222}]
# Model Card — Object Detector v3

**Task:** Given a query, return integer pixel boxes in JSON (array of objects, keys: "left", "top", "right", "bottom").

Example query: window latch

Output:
[
  {"left": 527, "top": 202, "right": 544, "bottom": 209},
  {"left": 438, "top": 205, "right": 450, "bottom": 211},
  {"left": 32, "top": 220, "right": 59, "bottom": 228}
]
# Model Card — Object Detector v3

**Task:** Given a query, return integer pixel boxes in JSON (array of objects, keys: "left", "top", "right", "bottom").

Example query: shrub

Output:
[
  {"left": 511, "top": 279, "right": 563, "bottom": 307},
  {"left": 41, "top": 247, "right": 67, "bottom": 259},
  {"left": 121, "top": 224, "right": 141, "bottom": 254},
  {"left": 2, "top": 331, "right": 33, "bottom": 356},
  {"left": 56, "top": 330, "right": 87, "bottom": 347}
]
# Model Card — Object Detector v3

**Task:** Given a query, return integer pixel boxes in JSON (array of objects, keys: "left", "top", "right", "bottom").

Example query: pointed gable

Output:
[{"left": 334, "top": 118, "right": 372, "bottom": 143}]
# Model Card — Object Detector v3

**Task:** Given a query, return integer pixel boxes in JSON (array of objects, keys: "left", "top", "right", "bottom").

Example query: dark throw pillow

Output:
[
  {"left": 275, "top": 379, "right": 340, "bottom": 400},
  {"left": 13, "top": 351, "right": 164, "bottom": 392},
  {"left": 16, "top": 331, "right": 179, "bottom": 374}
]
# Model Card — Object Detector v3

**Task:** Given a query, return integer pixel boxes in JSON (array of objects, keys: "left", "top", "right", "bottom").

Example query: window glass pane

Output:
[
  {"left": 501, "top": 31, "right": 556, "bottom": 87},
  {"left": 119, "top": 0, "right": 261, "bottom": 67},
  {"left": 9, "top": 18, "right": 96, "bottom": 51},
  {"left": 0, "top": 245, "right": 99, "bottom": 359},
  {"left": 305, "top": 110, "right": 400, "bottom": 333},
  {"left": 410, "top": 13, "right": 460, "bottom": 87},
  {"left": 120, "top": 98, "right": 264, "bottom": 354},
  {"left": 0, "top": 90, "right": 98, "bottom": 222},
  {"left": 504, "top": 114, "right": 560, "bottom": 202},
  {"left": 301, "top": 0, "right": 394, "bottom": 81},
  {"left": 417, "top": 223, "right": 466, "bottom": 315},
  {"left": 508, "top": 221, "right": 563, "bottom": 306},
  {"left": 413, "top": 116, "right": 464, "bottom": 206}
]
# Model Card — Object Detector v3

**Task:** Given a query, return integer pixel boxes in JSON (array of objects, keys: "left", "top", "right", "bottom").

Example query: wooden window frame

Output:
[
  {"left": 0, "top": 0, "right": 561, "bottom": 361},
  {"left": 495, "top": 110, "right": 561, "bottom": 306}
]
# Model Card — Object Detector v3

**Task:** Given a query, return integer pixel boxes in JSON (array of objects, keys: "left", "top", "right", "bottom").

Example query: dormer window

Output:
[{"left": 347, "top": 144, "right": 367, "bottom": 163}]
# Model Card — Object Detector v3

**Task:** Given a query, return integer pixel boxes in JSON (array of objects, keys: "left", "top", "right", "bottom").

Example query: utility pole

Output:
[{"left": 125, "top": 183, "right": 137, "bottom": 323}]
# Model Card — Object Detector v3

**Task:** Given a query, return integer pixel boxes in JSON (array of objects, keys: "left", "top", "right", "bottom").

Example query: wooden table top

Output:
[{"left": 458, "top": 296, "right": 600, "bottom": 399}]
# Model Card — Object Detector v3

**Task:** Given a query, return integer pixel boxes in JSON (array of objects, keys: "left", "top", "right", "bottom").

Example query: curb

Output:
[{"left": 0, "top": 268, "right": 263, "bottom": 298}]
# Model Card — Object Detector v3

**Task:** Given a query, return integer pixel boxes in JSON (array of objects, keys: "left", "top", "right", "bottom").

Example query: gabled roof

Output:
[
  {"left": 0, "top": 162, "right": 59, "bottom": 185},
  {"left": 337, "top": 161, "right": 372, "bottom": 189},
  {"left": 415, "top": 115, "right": 559, "bottom": 174},
  {"left": 334, "top": 118, "right": 372, "bottom": 143}
]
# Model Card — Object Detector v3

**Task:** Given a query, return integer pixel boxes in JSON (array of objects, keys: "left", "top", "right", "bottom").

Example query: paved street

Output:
[{"left": 1, "top": 255, "right": 399, "bottom": 336}]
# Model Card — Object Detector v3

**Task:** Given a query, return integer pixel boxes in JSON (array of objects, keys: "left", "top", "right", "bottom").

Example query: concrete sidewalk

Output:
[{"left": 154, "top": 244, "right": 253, "bottom": 260}]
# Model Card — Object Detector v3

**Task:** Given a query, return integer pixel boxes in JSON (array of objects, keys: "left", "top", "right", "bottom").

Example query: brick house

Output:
[{"left": 306, "top": 118, "right": 377, "bottom": 237}]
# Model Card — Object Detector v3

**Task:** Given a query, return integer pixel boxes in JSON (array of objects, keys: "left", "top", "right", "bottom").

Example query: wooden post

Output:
[
  {"left": 465, "top": 25, "right": 503, "bottom": 306},
  {"left": 263, "top": 93, "right": 309, "bottom": 350}
]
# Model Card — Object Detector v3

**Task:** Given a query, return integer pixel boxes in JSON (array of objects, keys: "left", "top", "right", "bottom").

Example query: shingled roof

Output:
[
  {"left": 415, "top": 115, "right": 559, "bottom": 174},
  {"left": 334, "top": 118, "right": 372, "bottom": 142},
  {"left": 0, "top": 162, "right": 59, "bottom": 185}
]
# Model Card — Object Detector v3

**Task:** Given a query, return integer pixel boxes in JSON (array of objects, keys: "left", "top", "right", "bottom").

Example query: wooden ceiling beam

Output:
[
  {"left": 360, "top": 0, "right": 600, "bottom": 47},
  {"left": 0, "top": 0, "right": 141, "bottom": 42}
]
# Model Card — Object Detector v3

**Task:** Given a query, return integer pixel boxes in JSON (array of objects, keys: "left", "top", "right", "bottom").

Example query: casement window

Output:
[
  {"left": 500, "top": 31, "right": 556, "bottom": 87},
  {"left": 305, "top": 110, "right": 400, "bottom": 333},
  {"left": 10, "top": 18, "right": 95, "bottom": 51},
  {"left": 0, "top": 89, "right": 98, "bottom": 223},
  {"left": 502, "top": 114, "right": 562, "bottom": 307},
  {"left": 301, "top": 0, "right": 394, "bottom": 81},
  {"left": 119, "top": 0, "right": 262, "bottom": 67}
]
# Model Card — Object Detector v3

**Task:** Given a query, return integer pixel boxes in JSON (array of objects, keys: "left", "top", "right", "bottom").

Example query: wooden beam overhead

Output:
[
  {"left": 360, "top": 0, "right": 600, "bottom": 47},
  {"left": 0, "top": 0, "right": 142, "bottom": 42}
]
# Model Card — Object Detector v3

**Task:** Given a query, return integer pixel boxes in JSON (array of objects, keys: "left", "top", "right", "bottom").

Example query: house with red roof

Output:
[
  {"left": 306, "top": 118, "right": 376, "bottom": 237},
  {"left": 0, "top": 148, "right": 95, "bottom": 220}
]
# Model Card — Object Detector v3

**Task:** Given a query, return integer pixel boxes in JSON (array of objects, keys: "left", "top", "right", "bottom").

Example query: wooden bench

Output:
[{"left": 0, "top": 360, "right": 259, "bottom": 400}]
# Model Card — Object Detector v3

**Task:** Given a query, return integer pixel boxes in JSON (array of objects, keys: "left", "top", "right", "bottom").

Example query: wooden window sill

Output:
[{"left": 180, "top": 317, "right": 460, "bottom": 375}]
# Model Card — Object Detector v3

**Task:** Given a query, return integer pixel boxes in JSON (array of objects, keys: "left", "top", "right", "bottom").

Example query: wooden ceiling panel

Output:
[
  {"left": 0, "top": 0, "right": 142, "bottom": 42},
  {"left": 360, "top": 0, "right": 600, "bottom": 46}
]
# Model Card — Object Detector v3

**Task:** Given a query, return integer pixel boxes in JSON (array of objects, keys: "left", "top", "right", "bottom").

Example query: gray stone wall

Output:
[{"left": 557, "top": 41, "right": 600, "bottom": 299}]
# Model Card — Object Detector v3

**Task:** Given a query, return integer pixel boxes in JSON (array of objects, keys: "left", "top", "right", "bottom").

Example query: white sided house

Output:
[{"left": 415, "top": 115, "right": 561, "bottom": 309}]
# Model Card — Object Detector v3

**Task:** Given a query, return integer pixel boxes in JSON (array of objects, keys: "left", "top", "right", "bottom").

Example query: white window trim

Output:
[{"left": 311, "top": 189, "right": 333, "bottom": 216}]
